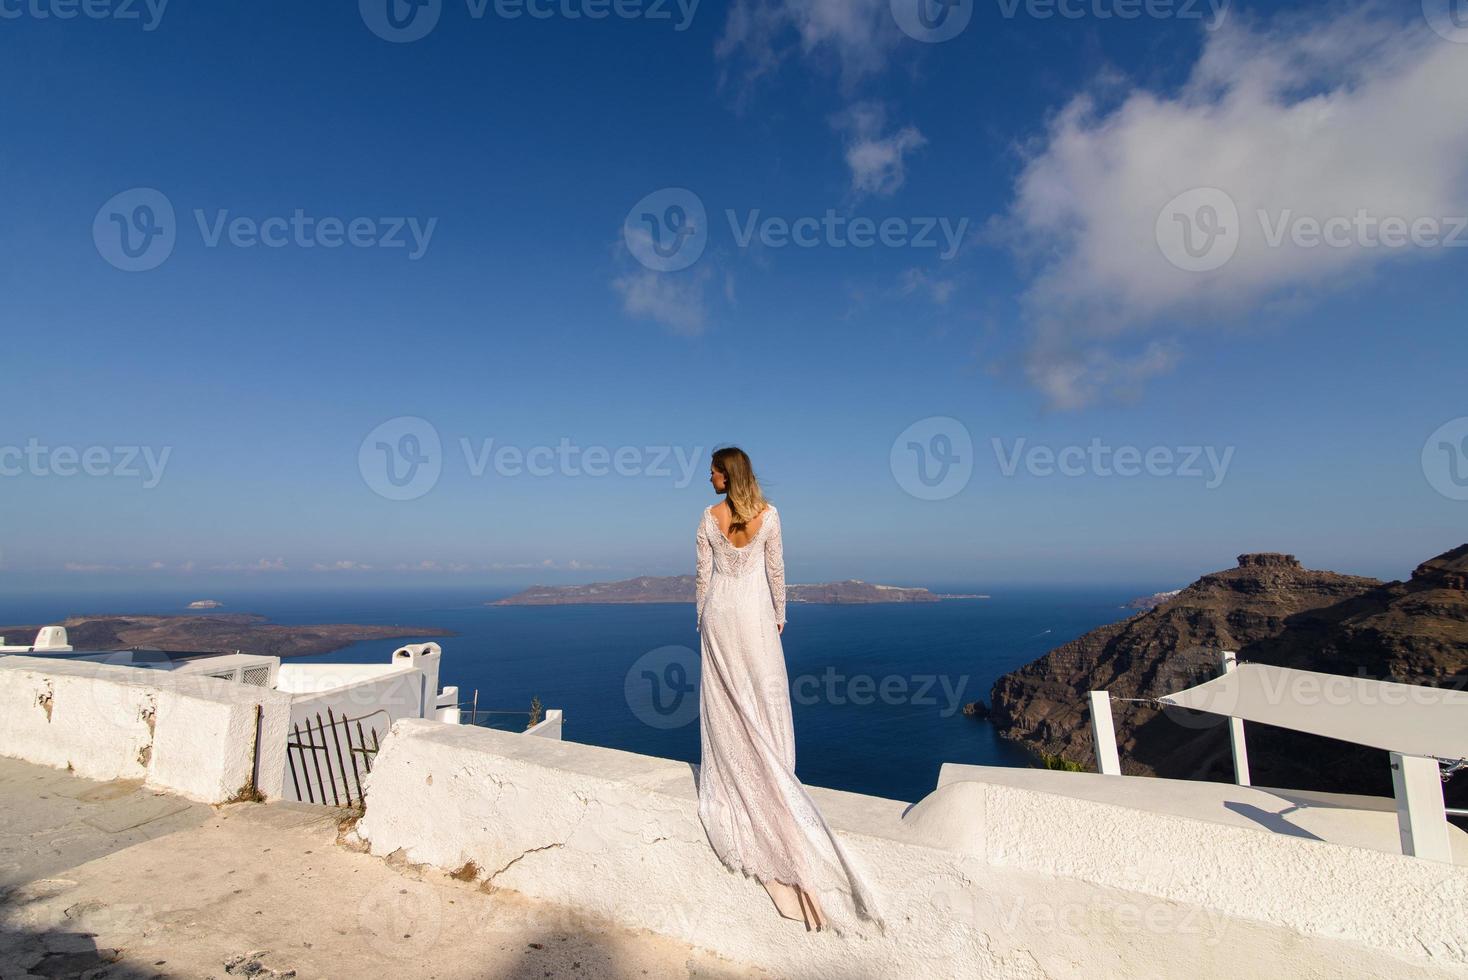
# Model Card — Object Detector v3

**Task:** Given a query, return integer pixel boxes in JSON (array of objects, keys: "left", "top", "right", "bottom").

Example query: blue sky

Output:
[{"left": 3, "top": 0, "right": 1466, "bottom": 592}]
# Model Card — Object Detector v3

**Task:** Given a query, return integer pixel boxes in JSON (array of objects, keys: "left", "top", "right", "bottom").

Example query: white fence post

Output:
[
  {"left": 1089, "top": 691, "right": 1122, "bottom": 776},
  {"left": 1390, "top": 752, "right": 1452, "bottom": 862},
  {"left": 1221, "top": 651, "right": 1251, "bottom": 787}
]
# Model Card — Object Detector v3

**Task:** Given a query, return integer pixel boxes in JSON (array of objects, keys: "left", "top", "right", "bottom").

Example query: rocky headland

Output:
[
  {"left": 0, "top": 614, "right": 451, "bottom": 659},
  {"left": 986, "top": 546, "right": 1468, "bottom": 804},
  {"left": 1124, "top": 589, "right": 1181, "bottom": 611}
]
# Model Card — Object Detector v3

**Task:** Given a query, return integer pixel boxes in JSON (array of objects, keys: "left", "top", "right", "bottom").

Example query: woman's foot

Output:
[
  {"left": 761, "top": 878, "right": 826, "bottom": 932},
  {"left": 761, "top": 878, "right": 805, "bottom": 922}
]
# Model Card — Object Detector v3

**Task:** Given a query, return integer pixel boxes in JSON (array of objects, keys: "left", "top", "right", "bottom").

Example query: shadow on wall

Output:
[{"left": 1222, "top": 801, "right": 1326, "bottom": 841}]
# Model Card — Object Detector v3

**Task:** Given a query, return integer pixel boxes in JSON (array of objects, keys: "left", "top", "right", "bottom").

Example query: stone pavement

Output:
[{"left": 0, "top": 756, "right": 768, "bottom": 980}]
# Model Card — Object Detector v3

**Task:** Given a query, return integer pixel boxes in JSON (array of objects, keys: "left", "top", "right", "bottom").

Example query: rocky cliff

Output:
[{"left": 988, "top": 546, "right": 1468, "bottom": 802}]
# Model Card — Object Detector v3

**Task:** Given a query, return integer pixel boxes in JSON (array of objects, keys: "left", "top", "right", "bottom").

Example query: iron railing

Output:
[{"left": 457, "top": 689, "right": 542, "bottom": 731}]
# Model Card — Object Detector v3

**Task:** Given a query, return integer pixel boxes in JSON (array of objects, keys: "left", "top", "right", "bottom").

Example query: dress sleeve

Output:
[
  {"left": 695, "top": 512, "right": 712, "bottom": 632},
  {"left": 764, "top": 508, "right": 786, "bottom": 626}
]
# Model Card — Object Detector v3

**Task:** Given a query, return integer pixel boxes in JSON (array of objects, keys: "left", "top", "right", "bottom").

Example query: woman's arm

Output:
[
  {"left": 764, "top": 509, "right": 786, "bottom": 631},
  {"left": 695, "top": 515, "right": 712, "bottom": 632}
]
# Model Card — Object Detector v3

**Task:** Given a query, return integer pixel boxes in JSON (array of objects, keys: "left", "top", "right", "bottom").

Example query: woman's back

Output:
[
  {"left": 695, "top": 502, "right": 785, "bottom": 630},
  {"left": 708, "top": 499, "right": 769, "bottom": 548}
]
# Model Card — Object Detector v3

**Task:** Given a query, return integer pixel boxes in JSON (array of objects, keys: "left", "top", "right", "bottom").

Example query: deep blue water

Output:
[{"left": 0, "top": 586, "right": 1140, "bottom": 803}]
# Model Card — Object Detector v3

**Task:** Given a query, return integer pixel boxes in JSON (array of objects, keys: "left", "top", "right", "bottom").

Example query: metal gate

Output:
[{"left": 284, "top": 707, "right": 390, "bottom": 807}]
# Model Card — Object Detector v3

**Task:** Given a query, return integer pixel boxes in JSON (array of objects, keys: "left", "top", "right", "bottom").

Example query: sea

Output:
[{"left": 0, "top": 585, "right": 1148, "bottom": 804}]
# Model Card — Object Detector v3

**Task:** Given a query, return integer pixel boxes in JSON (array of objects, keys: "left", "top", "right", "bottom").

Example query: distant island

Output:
[
  {"left": 0, "top": 614, "right": 452, "bottom": 659},
  {"left": 492, "top": 575, "right": 986, "bottom": 606},
  {"left": 187, "top": 599, "right": 224, "bottom": 609},
  {"left": 1124, "top": 589, "right": 1180, "bottom": 612}
]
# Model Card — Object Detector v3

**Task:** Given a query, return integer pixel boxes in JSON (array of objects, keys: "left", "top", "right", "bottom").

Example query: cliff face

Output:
[{"left": 988, "top": 546, "right": 1468, "bottom": 801}]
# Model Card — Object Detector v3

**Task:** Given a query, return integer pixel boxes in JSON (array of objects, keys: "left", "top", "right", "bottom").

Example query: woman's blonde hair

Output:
[{"left": 711, "top": 446, "right": 768, "bottom": 528}]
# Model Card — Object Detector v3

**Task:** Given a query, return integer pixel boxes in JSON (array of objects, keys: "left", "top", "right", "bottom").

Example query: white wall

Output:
[
  {"left": 524, "top": 708, "right": 563, "bottom": 739},
  {"left": 0, "top": 657, "right": 292, "bottom": 804},
  {"left": 285, "top": 668, "right": 427, "bottom": 729},
  {"left": 354, "top": 719, "right": 1468, "bottom": 980},
  {"left": 275, "top": 662, "right": 409, "bottom": 694}
]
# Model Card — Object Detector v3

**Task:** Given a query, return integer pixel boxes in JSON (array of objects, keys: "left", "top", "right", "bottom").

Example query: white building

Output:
[{"left": 0, "top": 627, "right": 561, "bottom": 805}]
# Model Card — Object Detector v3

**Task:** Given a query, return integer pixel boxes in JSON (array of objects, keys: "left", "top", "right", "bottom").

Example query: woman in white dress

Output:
[{"left": 694, "top": 447, "right": 885, "bottom": 934}]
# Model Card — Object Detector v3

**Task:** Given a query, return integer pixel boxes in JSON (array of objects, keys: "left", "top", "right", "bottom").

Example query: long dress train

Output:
[{"left": 693, "top": 503, "right": 886, "bottom": 934}]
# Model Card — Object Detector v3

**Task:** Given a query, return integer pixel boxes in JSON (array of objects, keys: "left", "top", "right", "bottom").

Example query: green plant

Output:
[{"left": 1038, "top": 753, "right": 1085, "bottom": 773}]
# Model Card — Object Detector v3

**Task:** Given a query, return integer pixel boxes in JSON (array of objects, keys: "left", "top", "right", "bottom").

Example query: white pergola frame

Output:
[{"left": 1088, "top": 651, "right": 1461, "bottom": 863}]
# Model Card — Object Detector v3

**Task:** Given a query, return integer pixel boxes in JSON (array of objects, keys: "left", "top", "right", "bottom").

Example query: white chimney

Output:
[
  {"left": 34, "top": 626, "right": 71, "bottom": 651},
  {"left": 392, "top": 642, "right": 442, "bottom": 719}
]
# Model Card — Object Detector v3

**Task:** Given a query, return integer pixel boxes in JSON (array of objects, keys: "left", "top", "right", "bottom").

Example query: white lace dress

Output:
[{"left": 694, "top": 504, "right": 886, "bottom": 933}]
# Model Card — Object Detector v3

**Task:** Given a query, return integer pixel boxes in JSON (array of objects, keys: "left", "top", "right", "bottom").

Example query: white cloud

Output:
[
  {"left": 715, "top": 0, "right": 896, "bottom": 95},
  {"left": 393, "top": 560, "right": 477, "bottom": 573},
  {"left": 831, "top": 102, "right": 926, "bottom": 196},
  {"left": 899, "top": 267, "right": 957, "bottom": 305},
  {"left": 209, "top": 558, "right": 288, "bottom": 573},
  {"left": 1006, "top": 8, "right": 1468, "bottom": 407},
  {"left": 61, "top": 560, "right": 207, "bottom": 574},
  {"left": 311, "top": 560, "right": 374, "bottom": 572},
  {"left": 613, "top": 268, "right": 712, "bottom": 335},
  {"left": 1026, "top": 340, "right": 1183, "bottom": 412},
  {"left": 488, "top": 558, "right": 606, "bottom": 571}
]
